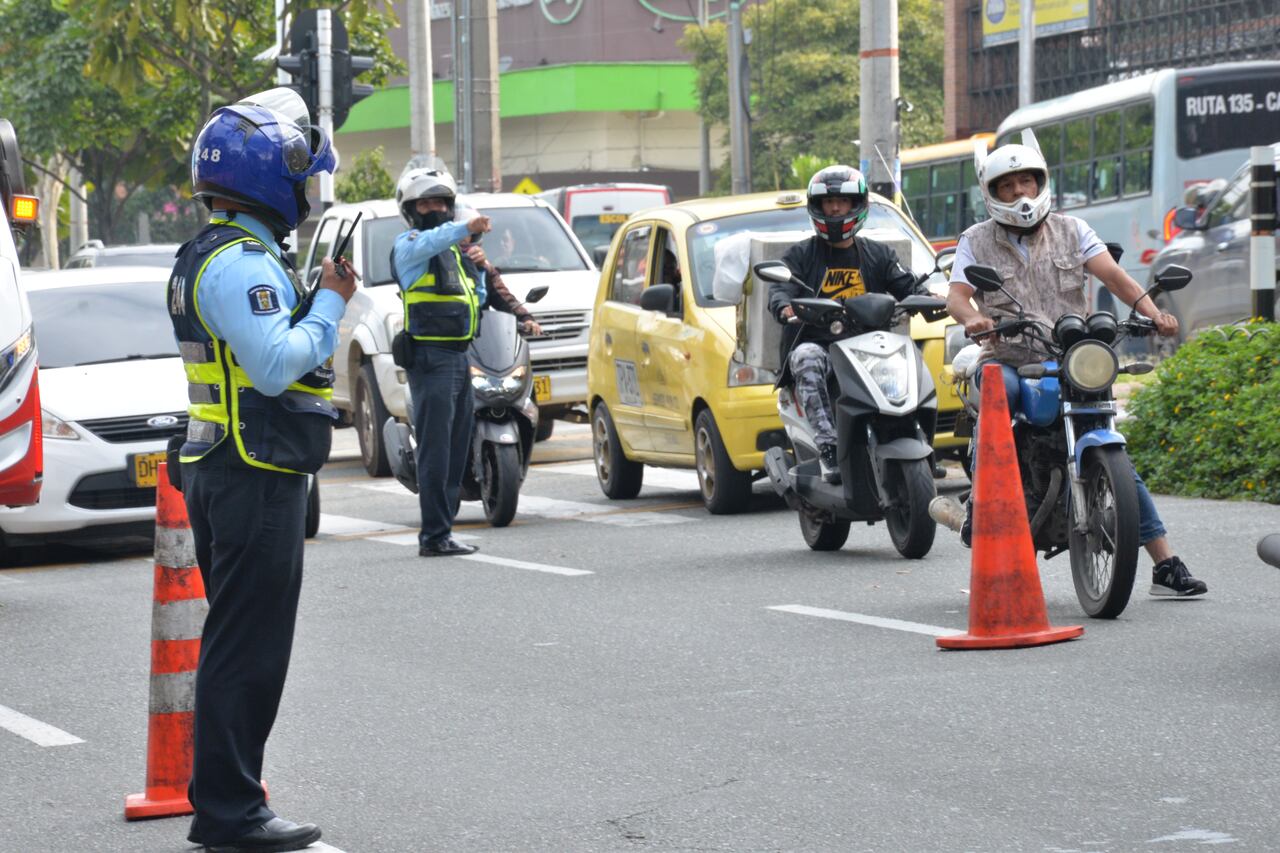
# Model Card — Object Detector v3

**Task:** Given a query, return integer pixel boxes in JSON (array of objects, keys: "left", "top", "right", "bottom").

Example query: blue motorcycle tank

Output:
[{"left": 1018, "top": 361, "right": 1060, "bottom": 427}]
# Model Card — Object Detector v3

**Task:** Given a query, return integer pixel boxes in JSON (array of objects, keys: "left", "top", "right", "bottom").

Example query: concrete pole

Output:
[
  {"left": 68, "top": 167, "right": 88, "bottom": 251},
  {"left": 726, "top": 2, "right": 751, "bottom": 195},
  {"left": 698, "top": 0, "right": 711, "bottom": 195},
  {"left": 859, "top": 0, "right": 900, "bottom": 200},
  {"left": 1018, "top": 0, "right": 1035, "bottom": 108},
  {"left": 275, "top": 0, "right": 290, "bottom": 85},
  {"left": 408, "top": 0, "right": 437, "bottom": 157},
  {"left": 453, "top": 0, "right": 473, "bottom": 190},
  {"left": 1249, "top": 146, "right": 1276, "bottom": 321},
  {"left": 471, "top": 0, "right": 502, "bottom": 192},
  {"left": 317, "top": 9, "right": 335, "bottom": 209}
]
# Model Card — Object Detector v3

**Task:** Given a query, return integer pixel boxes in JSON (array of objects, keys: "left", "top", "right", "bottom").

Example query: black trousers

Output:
[
  {"left": 407, "top": 343, "right": 474, "bottom": 546},
  {"left": 182, "top": 445, "right": 307, "bottom": 844}
]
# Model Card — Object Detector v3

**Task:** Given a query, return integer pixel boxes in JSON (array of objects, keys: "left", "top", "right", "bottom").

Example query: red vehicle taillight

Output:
[{"left": 0, "top": 366, "right": 43, "bottom": 507}]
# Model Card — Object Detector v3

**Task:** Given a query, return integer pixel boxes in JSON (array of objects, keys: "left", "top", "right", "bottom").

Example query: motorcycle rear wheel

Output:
[
  {"left": 799, "top": 503, "right": 850, "bottom": 551},
  {"left": 1069, "top": 446, "right": 1139, "bottom": 619},
  {"left": 884, "top": 458, "right": 937, "bottom": 559},
  {"left": 482, "top": 443, "right": 522, "bottom": 527}
]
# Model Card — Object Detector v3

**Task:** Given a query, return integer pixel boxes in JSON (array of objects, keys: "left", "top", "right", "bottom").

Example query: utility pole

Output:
[
  {"left": 1249, "top": 146, "right": 1277, "bottom": 321},
  {"left": 859, "top": 0, "right": 900, "bottom": 200},
  {"left": 452, "top": 0, "right": 473, "bottom": 190},
  {"left": 275, "top": 0, "right": 290, "bottom": 85},
  {"left": 317, "top": 9, "right": 335, "bottom": 209},
  {"left": 471, "top": 0, "right": 501, "bottom": 192},
  {"left": 408, "top": 0, "right": 437, "bottom": 158},
  {"left": 698, "top": 0, "right": 711, "bottom": 195},
  {"left": 726, "top": 2, "right": 751, "bottom": 195},
  {"left": 1018, "top": 0, "right": 1035, "bottom": 108},
  {"left": 69, "top": 167, "right": 88, "bottom": 251}
]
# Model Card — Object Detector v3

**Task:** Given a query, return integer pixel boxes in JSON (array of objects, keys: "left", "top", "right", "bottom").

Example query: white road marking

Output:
[
  {"left": 317, "top": 513, "right": 411, "bottom": 537},
  {"left": 0, "top": 704, "right": 84, "bottom": 747},
  {"left": 767, "top": 605, "right": 964, "bottom": 638},
  {"left": 352, "top": 481, "right": 411, "bottom": 495},
  {"left": 371, "top": 531, "right": 477, "bottom": 547},
  {"left": 456, "top": 553, "right": 593, "bottom": 576},
  {"left": 310, "top": 843, "right": 350, "bottom": 852},
  {"left": 0, "top": 574, "right": 22, "bottom": 585},
  {"left": 538, "top": 461, "right": 703, "bottom": 492}
]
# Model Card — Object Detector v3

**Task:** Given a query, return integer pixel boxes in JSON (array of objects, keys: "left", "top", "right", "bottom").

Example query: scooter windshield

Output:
[{"left": 468, "top": 309, "right": 523, "bottom": 374}]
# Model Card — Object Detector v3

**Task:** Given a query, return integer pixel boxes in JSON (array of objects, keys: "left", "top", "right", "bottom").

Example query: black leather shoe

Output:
[
  {"left": 204, "top": 817, "right": 321, "bottom": 852},
  {"left": 419, "top": 537, "right": 479, "bottom": 557}
]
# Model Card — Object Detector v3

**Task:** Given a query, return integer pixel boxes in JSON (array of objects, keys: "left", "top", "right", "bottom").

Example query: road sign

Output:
[{"left": 512, "top": 177, "right": 542, "bottom": 195}]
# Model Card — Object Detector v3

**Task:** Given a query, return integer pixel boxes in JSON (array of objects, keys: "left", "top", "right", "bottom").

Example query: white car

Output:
[
  {"left": 0, "top": 266, "right": 321, "bottom": 552},
  {"left": 303, "top": 193, "right": 599, "bottom": 476}
]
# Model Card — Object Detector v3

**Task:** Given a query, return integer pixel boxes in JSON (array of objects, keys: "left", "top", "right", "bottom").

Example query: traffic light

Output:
[
  {"left": 277, "top": 31, "right": 319, "bottom": 123},
  {"left": 332, "top": 50, "right": 375, "bottom": 130}
]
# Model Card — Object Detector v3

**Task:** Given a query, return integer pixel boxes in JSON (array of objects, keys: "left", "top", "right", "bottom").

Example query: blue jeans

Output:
[
  {"left": 973, "top": 363, "right": 1167, "bottom": 546},
  {"left": 408, "top": 344, "right": 474, "bottom": 547}
]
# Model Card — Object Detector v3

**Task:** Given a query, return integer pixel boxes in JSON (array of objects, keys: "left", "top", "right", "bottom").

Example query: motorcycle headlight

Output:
[
  {"left": 471, "top": 364, "right": 529, "bottom": 398},
  {"left": 42, "top": 410, "right": 80, "bottom": 440},
  {"left": 943, "top": 323, "right": 968, "bottom": 365},
  {"left": 828, "top": 320, "right": 845, "bottom": 336},
  {"left": 853, "top": 345, "right": 911, "bottom": 404},
  {"left": 500, "top": 364, "right": 529, "bottom": 394},
  {"left": 728, "top": 357, "right": 778, "bottom": 387},
  {"left": 1062, "top": 340, "right": 1118, "bottom": 393}
]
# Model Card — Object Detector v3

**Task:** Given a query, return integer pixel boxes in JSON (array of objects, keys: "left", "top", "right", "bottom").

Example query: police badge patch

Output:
[{"left": 247, "top": 284, "right": 281, "bottom": 315}]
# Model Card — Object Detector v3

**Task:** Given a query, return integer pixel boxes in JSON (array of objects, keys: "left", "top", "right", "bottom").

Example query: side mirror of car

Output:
[
  {"left": 591, "top": 245, "right": 609, "bottom": 267},
  {"left": 639, "top": 283, "right": 677, "bottom": 315},
  {"left": 525, "top": 284, "right": 549, "bottom": 304},
  {"left": 1154, "top": 264, "right": 1193, "bottom": 292},
  {"left": 964, "top": 264, "right": 1004, "bottom": 293},
  {"left": 934, "top": 246, "right": 957, "bottom": 273},
  {"left": 1172, "top": 206, "right": 1202, "bottom": 231}
]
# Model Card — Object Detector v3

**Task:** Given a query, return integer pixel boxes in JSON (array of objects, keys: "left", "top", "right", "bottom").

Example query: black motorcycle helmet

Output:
[{"left": 806, "top": 165, "right": 869, "bottom": 244}]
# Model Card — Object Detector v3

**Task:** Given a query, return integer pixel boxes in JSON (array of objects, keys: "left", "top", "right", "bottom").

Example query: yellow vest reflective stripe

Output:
[{"left": 402, "top": 245, "right": 480, "bottom": 342}]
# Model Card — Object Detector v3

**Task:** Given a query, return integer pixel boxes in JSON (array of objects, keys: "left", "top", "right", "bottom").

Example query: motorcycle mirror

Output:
[
  {"left": 753, "top": 261, "right": 793, "bottom": 284},
  {"left": 964, "top": 265, "right": 1004, "bottom": 293},
  {"left": 1153, "top": 264, "right": 1192, "bottom": 292},
  {"left": 1122, "top": 361, "right": 1155, "bottom": 375},
  {"left": 591, "top": 245, "right": 609, "bottom": 267},
  {"left": 1258, "top": 533, "right": 1280, "bottom": 570},
  {"left": 525, "top": 284, "right": 550, "bottom": 304},
  {"left": 1017, "top": 364, "right": 1047, "bottom": 379},
  {"left": 1105, "top": 242, "right": 1124, "bottom": 264}
]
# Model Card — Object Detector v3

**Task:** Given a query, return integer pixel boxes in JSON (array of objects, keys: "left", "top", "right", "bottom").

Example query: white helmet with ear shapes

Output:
[{"left": 975, "top": 128, "right": 1052, "bottom": 229}]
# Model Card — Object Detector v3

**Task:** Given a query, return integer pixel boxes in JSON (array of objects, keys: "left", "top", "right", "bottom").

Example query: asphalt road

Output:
[{"left": 1, "top": 425, "right": 1278, "bottom": 852}]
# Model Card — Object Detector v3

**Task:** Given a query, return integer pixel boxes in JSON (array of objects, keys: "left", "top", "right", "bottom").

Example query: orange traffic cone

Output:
[
  {"left": 125, "top": 461, "right": 206, "bottom": 819},
  {"left": 937, "top": 363, "right": 1084, "bottom": 650}
]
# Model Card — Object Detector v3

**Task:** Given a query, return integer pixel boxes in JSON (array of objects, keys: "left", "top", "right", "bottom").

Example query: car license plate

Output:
[
  {"left": 129, "top": 451, "right": 167, "bottom": 488},
  {"left": 533, "top": 375, "right": 551, "bottom": 403}
]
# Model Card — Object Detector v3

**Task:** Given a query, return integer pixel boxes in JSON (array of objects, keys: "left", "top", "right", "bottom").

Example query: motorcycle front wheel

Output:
[
  {"left": 884, "top": 458, "right": 937, "bottom": 559},
  {"left": 1069, "top": 446, "right": 1139, "bottom": 619},
  {"left": 481, "top": 443, "right": 522, "bottom": 527},
  {"left": 798, "top": 503, "right": 850, "bottom": 551}
]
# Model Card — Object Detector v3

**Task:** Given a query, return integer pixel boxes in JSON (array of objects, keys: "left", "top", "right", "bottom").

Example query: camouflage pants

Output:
[{"left": 789, "top": 342, "right": 836, "bottom": 448}]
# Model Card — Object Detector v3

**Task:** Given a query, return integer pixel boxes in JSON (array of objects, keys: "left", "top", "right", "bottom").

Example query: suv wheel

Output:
[{"left": 355, "top": 363, "right": 391, "bottom": 477}]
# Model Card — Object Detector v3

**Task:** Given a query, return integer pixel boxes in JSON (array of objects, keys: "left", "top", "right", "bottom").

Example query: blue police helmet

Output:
[{"left": 191, "top": 92, "right": 336, "bottom": 236}]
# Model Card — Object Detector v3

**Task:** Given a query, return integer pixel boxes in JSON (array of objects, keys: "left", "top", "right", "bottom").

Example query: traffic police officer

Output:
[
  {"left": 391, "top": 167, "right": 491, "bottom": 556},
  {"left": 167, "top": 88, "right": 355, "bottom": 852}
]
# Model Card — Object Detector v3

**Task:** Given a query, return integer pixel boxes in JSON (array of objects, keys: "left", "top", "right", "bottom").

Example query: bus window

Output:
[
  {"left": 1061, "top": 116, "right": 1092, "bottom": 209},
  {"left": 1093, "top": 109, "right": 1122, "bottom": 201},
  {"left": 1122, "top": 102, "right": 1153, "bottom": 195}
]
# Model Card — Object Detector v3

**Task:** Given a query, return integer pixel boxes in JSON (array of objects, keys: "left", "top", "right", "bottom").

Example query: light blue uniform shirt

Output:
[
  {"left": 195, "top": 212, "right": 346, "bottom": 397},
  {"left": 392, "top": 220, "right": 487, "bottom": 304}
]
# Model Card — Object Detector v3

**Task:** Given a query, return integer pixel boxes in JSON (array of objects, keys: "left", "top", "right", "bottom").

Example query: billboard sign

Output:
[{"left": 982, "top": 0, "right": 1094, "bottom": 48}]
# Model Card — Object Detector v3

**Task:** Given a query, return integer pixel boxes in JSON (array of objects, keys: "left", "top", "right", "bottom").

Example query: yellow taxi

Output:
[{"left": 587, "top": 190, "right": 966, "bottom": 514}]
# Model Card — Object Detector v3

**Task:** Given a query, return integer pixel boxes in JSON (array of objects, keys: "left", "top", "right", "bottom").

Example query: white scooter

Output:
[{"left": 753, "top": 261, "right": 950, "bottom": 558}]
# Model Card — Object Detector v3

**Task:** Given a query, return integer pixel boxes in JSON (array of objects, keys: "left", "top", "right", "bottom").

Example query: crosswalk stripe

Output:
[
  {"left": 767, "top": 605, "right": 964, "bottom": 638},
  {"left": 537, "top": 461, "right": 704, "bottom": 492},
  {"left": 316, "top": 513, "right": 414, "bottom": 537},
  {"left": 0, "top": 704, "right": 84, "bottom": 747},
  {"left": 456, "top": 553, "right": 593, "bottom": 576}
]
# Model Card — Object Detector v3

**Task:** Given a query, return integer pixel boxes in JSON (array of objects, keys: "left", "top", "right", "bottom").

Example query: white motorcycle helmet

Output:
[
  {"left": 974, "top": 129, "right": 1052, "bottom": 229},
  {"left": 395, "top": 164, "right": 458, "bottom": 229}
]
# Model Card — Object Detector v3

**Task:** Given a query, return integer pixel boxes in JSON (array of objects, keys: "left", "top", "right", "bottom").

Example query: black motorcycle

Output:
[
  {"left": 954, "top": 262, "right": 1192, "bottom": 618},
  {"left": 382, "top": 292, "right": 545, "bottom": 527}
]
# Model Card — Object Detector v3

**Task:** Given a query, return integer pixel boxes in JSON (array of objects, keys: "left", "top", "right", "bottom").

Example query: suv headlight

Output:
[
  {"left": 853, "top": 345, "right": 911, "bottom": 403},
  {"left": 728, "top": 357, "right": 777, "bottom": 387},
  {"left": 1062, "top": 340, "right": 1118, "bottom": 392},
  {"left": 42, "top": 410, "right": 80, "bottom": 440}
]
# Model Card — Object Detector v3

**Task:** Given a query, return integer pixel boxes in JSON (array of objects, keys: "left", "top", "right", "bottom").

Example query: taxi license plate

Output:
[
  {"left": 129, "top": 451, "right": 167, "bottom": 488},
  {"left": 533, "top": 375, "right": 551, "bottom": 403}
]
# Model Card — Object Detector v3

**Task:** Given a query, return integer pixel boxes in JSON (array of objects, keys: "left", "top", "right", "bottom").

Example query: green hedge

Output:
[{"left": 1127, "top": 322, "right": 1280, "bottom": 503}]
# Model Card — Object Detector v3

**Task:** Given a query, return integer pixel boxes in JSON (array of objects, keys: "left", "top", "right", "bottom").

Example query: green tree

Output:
[
  {"left": 335, "top": 145, "right": 395, "bottom": 203},
  {"left": 680, "top": 0, "right": 944, "bottom": 194}
]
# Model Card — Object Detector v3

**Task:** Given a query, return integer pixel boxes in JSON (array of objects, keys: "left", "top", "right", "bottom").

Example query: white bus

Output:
[{"left": 995, "top": 60, "right": 1280, "bottom": 313}]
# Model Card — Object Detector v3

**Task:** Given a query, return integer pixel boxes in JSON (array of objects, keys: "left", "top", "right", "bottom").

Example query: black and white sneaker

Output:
[
  {"left": 1150, "top": 556, "right": 1208, "bottom": 597},
  {"left": 819, "top": 444, "right": 841, "bottom": 485}
]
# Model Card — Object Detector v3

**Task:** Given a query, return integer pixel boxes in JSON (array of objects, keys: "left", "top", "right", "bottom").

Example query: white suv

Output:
[{"left": 302, "top": 193, "right": 598, "bottom": 476}]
